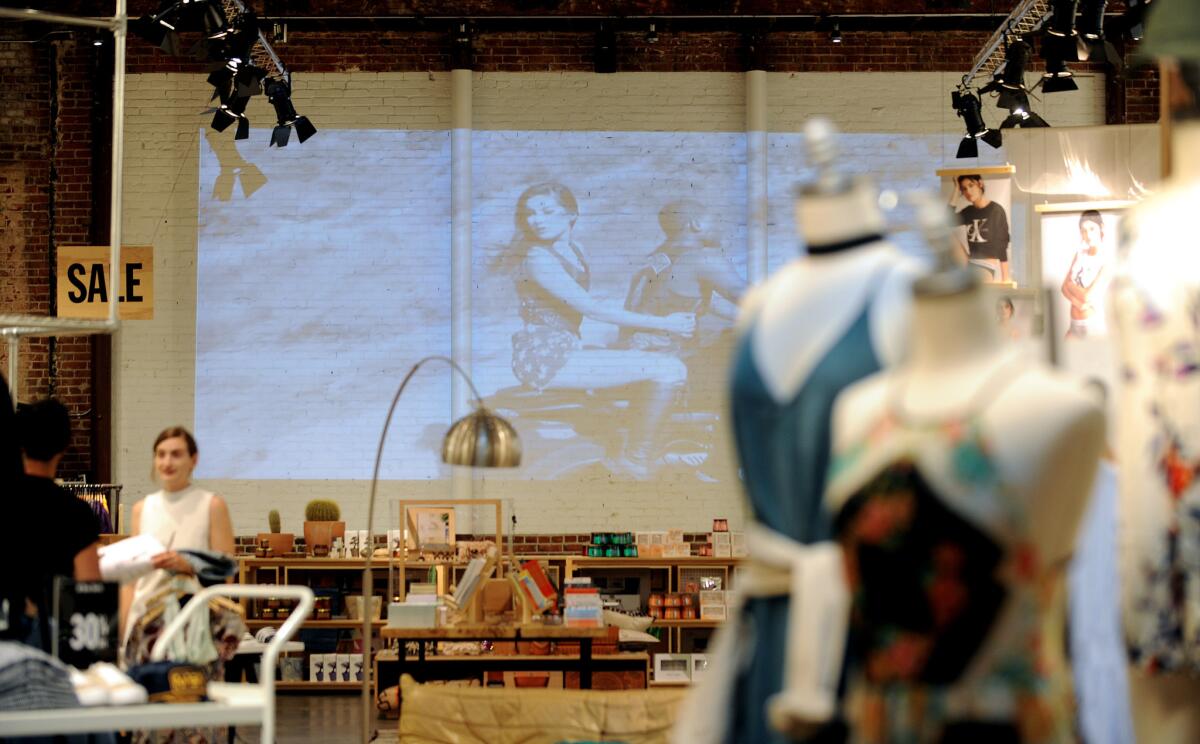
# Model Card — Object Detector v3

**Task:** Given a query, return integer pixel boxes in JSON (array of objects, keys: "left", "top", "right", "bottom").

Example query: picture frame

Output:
[
  {"left": 937, "top": 165, "right": 1019, "bottom": 287},
  {"left": 653, "top": 653, "right": 692, "bottom": 683},
  {"left": 405, "top": 507, "right": 456, "bottom": 552}
]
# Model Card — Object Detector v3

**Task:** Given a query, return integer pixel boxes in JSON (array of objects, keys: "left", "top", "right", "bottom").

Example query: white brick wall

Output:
[{"left": 115, "top": 71, "right": 1105, "bottom": 537}]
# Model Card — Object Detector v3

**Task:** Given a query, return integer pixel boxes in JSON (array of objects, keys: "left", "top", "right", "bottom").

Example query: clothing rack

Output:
[{"left": 60, "top": 482, "right": 122, "bottom": 535}]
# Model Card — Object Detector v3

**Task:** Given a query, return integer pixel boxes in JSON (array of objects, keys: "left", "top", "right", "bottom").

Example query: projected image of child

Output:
[
  {"left": 506, "top": 182, "right": 697, "bottom": 478},
  {"left": 621, "top": 199, "right": 746, "bottom": 356}
]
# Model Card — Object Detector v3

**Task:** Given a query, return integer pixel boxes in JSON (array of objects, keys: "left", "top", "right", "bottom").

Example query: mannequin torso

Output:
[
  {"left": 826, "top": 283, "right": 1105, "bottom": 743},
  {"left": 677, "top": 179, "right": 920, "bottom": 744}
]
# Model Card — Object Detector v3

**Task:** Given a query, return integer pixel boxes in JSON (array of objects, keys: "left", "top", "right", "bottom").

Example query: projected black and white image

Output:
[
  {"left": 467, "top": 129, "right": 748, "bottom": 482},
  {"left": 193, "top": 127, "right": 983, "bottom": 483}
]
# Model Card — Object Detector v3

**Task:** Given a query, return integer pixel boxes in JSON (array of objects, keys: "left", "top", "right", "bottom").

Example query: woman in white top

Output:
[{"left": 118, "top": 426, "right": 235, "bottom": 643}]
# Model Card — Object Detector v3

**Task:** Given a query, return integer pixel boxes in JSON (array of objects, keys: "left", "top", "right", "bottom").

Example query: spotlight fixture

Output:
[
  {"left": 952, "top": 89, "right": 1002, "bottom": 159},
  {"left": 1123, "top": 0, "right": 1152, "bottom": 42},
  {"left": 1042, "top": 0, "right": 1080, "bottom": 63},
  {"left": 266, "top": 78, "right": 317, "bottom": 147},
  {"left": 1076, "top": 0, "right": 1123, "bottom": 68},
  {"left": 999, "top": 90, "right": 1050, "bottom": 128},
  {"left": 997, "top": 38, "right": 1032, "bottom": 92},
  {"left": 595, "top": 21, "right": 617, "bottom": 73},
  {"left": 131, "top": 0, "right": 227, "bottom": 55},
  {"left": 831, "top": 21, "right": 842, "bottom": 44},
  {"left": 1042, "top": 56, "right": 1079, "bottom": 92},
  {"left": 646, "top": 22, "right": 658, "bottom": 44}
]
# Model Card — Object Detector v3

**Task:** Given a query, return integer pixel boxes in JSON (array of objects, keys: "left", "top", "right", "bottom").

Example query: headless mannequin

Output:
[
  {"left": 827, "top": 268, "right": 1105, "bottom": 740},
  {"left": 1111, "top": 119, "right": 1200, "bottom": 744},
  {"left": 674, "top": 121, "right": 919, "bottom": 744},
  {"left": 737, "top": 178, "right": 916, "bottom": 402}
]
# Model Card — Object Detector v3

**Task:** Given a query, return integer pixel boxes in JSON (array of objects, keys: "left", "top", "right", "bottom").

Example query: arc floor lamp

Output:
[{"left": 361, "top": 355, "right": 521, "bottom": 742}]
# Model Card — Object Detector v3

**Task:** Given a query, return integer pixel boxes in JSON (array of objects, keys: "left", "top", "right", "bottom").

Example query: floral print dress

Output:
[
  {"left": 1111, "top": 182, "right": 1200, "bottom": 674},
  {"left": 825, "top": 408, "right": 1074, "bottom": 744}
]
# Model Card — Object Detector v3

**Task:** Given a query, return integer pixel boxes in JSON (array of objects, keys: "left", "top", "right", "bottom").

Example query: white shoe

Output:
[
  {"left": 88, "top": 662, "right": 148, "bottom": 706},
  {"left": 70, "top": 666, "right": 108, "bottom": 706}
]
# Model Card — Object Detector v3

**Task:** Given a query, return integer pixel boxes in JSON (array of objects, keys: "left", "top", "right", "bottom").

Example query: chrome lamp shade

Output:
[{"left": 442, "top": 407, "right": 522, "bottom": 468}]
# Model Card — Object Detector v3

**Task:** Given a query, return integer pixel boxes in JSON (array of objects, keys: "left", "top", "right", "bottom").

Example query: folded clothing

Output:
[
  {"left": 72, "top": 662, "right": 149, "bottom": 706},
  {"left": 178, "top": 549, "right": 238, "bottom": 587},
  {"left": 0, "top": 640, "right": 80, "bottom": 711},
  {"left": 98, "top": 534, "right": 166, "bottom": 583}
]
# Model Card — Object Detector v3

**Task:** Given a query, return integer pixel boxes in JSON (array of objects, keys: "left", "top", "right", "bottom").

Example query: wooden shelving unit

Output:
[{"left": 563, "top": 555, "right": 740, "bottom": 682}]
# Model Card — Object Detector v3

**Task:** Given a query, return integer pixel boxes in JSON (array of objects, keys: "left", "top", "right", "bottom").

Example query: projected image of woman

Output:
[
  {"left": 507, "top": 182, "right": 696, "bottom": 478},
  {"left": 1060, "top": 209, "right": 1109, "bottom": 339}
]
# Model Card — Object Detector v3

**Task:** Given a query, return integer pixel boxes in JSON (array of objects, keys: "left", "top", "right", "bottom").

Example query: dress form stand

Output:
[
  {"left": 673, "top": 119, "right": 918, "bottom": 744},
  {"left": 823, "top": 196, "right": 1106, "bottom": 743},
  {"left": 1111, "top": 118, "right": 1200, "bottom": 744}
]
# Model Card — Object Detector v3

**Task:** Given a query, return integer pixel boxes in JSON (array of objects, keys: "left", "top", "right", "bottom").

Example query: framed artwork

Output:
[
  {"left": 1036, "top": 200, "right": 1134, "bottom": 421},
  {"left": 985, "top": 285, "right": 1039, "bottom": 344},
  {"left": 937, "top": 165, "right": 1018, "bottom": 286},
  {"left": 405, "top": 507, "right": 456, "bottom": 552},
  {"left": 1036, "top": 201, "right": 1132, "bottom": 344}
]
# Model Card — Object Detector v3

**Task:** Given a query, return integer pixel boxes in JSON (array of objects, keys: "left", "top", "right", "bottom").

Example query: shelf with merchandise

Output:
[{"left": 563, "top": 555, "right": 739, "bottom": 684}]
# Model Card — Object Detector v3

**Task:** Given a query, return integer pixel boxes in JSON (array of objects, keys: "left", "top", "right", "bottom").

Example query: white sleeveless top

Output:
[{"left": 125, "top": 486, "right": 214, "bottom": 644}]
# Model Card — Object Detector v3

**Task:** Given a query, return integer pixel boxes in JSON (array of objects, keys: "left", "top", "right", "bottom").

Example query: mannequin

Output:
[
  {"left": 1110, "top": 115, "right": 1200, "bottom": 742},
  {"left": 824, "top": 203, "right": 1105, "bottom": 743},
  {"left": 673, "top": 119, "right": 919, "bottom": 744}
]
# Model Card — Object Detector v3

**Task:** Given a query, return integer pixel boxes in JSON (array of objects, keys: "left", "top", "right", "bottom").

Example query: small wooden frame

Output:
[{"left": 393, "top": 499, "right": 504, "bottom": 602}]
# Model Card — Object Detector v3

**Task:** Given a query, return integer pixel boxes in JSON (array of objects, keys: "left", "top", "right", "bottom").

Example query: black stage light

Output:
[
  {"left": 645, "top": 22, "right": 658, "bottom": 44},
  {"left": 831, "top": 22, "right": 842, "bottom": 44},
  {"left": 1077, "top": 0, "right": 1123, "bottom": 67},
  {"left": 1042, "top": 57, "right": 1080, "bottom": 92},
  {"left": 999, "top": 38, "right": 1033, "bottom": 91},
  {"left": 1043, "top": 0, "right": 1081, "bottom": 63},
  {"left": 999, "top": 90, "right": 1050, "bottom": 128},
  {"left": 952, "top": 90, "right": 1002, "bottom": 158},
  {"left": 1123, "top": 0, "right": 1152, "bottom": 42},
  {"left": 595, "top": 22, "right": 617, "bottom": 73},
  {"left": 266, "top": 79, "right": 317, "bottom": 147}
]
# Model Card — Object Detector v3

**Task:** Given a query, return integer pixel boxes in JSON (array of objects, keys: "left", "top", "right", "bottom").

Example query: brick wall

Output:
[{"left": 1, "top": 38, "right": 98, "bottom": 477}]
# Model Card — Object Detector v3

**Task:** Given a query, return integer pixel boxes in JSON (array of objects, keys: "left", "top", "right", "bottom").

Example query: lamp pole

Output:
[{"left": 360, "top": 355, "right": 494, "bottom": 744}]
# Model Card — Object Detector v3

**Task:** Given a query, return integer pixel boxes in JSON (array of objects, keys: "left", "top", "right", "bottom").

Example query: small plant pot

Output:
[
  {"left": 303, "top": 521, "right": 345, "bottom": 555},
  {"left": 257, "top": 533, "right": 295, "bottom": 556}
]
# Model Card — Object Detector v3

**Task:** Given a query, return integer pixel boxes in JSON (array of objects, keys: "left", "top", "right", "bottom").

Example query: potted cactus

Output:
[
  {"left": 257, "top": 510, "right": 295, "bottom": 556},
  {"left": 303, "top": 499, "right": 345, "bottom": 556}
]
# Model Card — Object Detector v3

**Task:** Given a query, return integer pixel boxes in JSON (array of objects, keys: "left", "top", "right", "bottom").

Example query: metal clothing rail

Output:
[
  {"left": 0, "top": 2, "right": 127, "bottom": 398},
  {"left": 0, "top": 584, "right": 314, "bottom": 743}
]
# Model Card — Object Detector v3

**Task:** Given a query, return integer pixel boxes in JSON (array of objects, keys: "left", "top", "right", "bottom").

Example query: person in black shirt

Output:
[
  {"left": 2, "top": 399, "right": 101, "bottom": 650},
  {"left": 953, "top": 174, "right": 1011, "bottom": 283}
]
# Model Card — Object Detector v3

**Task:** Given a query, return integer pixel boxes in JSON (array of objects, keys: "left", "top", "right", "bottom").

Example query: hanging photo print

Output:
[{"left": 938, "top": 165, "right": 1018, "bottom": 287}]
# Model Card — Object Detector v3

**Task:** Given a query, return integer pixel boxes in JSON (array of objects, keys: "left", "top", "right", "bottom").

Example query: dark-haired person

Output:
[
  {"left": 119, "top": 426, "right": 235, "bottom": 649},
  {"left": 2, "top": 399, "right": 101, "bottom": 651},
  {"left": 953, "top": 174, "right": 1011, "bottom": 282},
  {"left": 1061, "top": 210, "right": 1109, "bottom": 339}
]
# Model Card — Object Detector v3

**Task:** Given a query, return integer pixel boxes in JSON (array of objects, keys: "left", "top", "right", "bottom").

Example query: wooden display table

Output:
[{"left": 378, "top": 624, "right": 645, "bottom": 693}]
